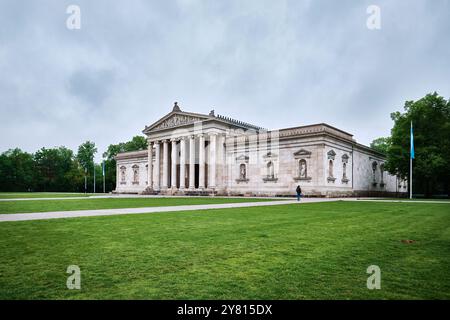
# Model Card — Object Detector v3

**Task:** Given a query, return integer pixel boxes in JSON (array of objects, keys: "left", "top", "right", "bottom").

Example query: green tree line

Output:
[
  {"left": 370, "top": 92, "right": 450, "bottom": 197},
  {"left": 0, "top": 136, "right": 147, "bottom": 193}
]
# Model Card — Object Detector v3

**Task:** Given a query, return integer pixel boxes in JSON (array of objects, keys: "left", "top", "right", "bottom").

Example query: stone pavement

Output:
[
  {"left": 0, "top": 198, "right": 340, "bottom": 222},
  {"left": 1, "top": 197, "right": 447, "bottom": 223}
]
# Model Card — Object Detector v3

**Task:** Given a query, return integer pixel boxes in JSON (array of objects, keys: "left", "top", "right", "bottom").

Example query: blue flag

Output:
[{"left": 410, "top": 121, "right": 415, "bottom": 159}]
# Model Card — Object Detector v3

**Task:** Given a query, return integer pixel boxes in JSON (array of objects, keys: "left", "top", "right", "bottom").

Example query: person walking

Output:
[{"left": 296, "top": 185, "right": 302, "bottom": 202}]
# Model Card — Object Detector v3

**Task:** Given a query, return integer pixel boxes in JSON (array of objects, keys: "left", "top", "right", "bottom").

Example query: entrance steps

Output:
[
  {"left": 140, "top": 187, "right": 218, "bottom": 196},
  {"left": 183, "top": 190, "right": 217, "bottom": 196},
  {"left": 140, "top": 187, "right": 160, "bottom": 195}
]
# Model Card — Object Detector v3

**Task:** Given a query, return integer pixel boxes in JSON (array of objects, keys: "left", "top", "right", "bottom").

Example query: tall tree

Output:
[
  {"left": 385, "top": 92, "right": 450, "bottom": 196},
  {"left": 370, "top": 137, "right": 391, "bottom": 155},
  {"left": 0, "top": 148, "right": 35, "bottom": 192},
  {"left": 77, "top": 141, "right": 98, "bottom": 172},
  {"left": 76, "top": 141, "right": 98, "bottom": 193},
  {"left": 34, "top": 147, "right": 79, "bottom": 191}
]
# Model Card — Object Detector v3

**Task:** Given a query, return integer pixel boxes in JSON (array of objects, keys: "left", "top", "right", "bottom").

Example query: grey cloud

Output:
[
  {"left": 0, "top": 0, "right": 449, "bottom": 161},
  {"left": 67, "top": 68, "right": 116, "bottom": 106}
]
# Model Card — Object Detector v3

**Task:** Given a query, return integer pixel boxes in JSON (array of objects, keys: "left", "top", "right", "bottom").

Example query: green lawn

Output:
[
  {"left": 0, "top": 201, "right": 449, "bottom": 299},
  {"left": 0, "top": 197, "right": 277, "bottom": 214},
  {"left": 0, "top": 192, "right": 101, "bottom": 199}
]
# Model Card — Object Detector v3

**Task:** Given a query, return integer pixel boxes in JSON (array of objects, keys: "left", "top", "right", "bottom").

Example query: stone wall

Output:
[
  {"left": 115, "top": 151, "right": 148, "bottom": 193},
  {"left": 224, "top": 135, "right": 408, "bottom": 197},
  {"left": 352, "top": 145, "right": 405, "bottom": 195}
]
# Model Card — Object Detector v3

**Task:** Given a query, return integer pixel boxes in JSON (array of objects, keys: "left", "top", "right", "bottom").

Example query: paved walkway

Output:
[
  {"left": 2, "top": 194, "right": 448, "bottom": 204},
  {"left": 1, "top": 197, "right": 447, "bottom": 223},
  {"left": 0, "top": 198, "right": 342, "bottom": 222}
]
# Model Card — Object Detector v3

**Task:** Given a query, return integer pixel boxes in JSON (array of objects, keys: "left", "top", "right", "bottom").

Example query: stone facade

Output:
[{"left": 114, "top": 103, "right": 407, "bottom": 197}]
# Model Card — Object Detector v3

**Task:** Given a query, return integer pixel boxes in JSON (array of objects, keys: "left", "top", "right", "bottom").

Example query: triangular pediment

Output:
[
  {"left": 294, "top": 148, "right": 312, "bottom": 158},
  {"left": 327, "top": 150, "right": 336, "bottom": 160},
  {"left": 143, "top": 111, "right": 211, "bottom": 133},
  {"left": 341, "top": 154, "right": 349, "bottom": 162},
  {"left": 142, "top": 102, "right": 264, "bottom": 134},
  {"left": 235, "top": 154, "right": 249, "bottom": 162}
]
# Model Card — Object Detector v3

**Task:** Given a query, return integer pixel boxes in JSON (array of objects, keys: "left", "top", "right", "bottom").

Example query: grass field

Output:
[
  {"left": 0, "top": 192, "right": 99, "bottom": 199},
  {"left": 0, "top": 197, "right": 278, "bottom": 214},
  {"left": 0, "top": 201, "right": 449, "bottom": 299}
]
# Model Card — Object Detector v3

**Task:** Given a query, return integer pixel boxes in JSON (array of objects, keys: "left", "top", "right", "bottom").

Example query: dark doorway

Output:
[
  {"left": 195, "top": 164, "right": 199, "bottom": 188},
  {"left": 176, "top": 164, "right": 180, "bottom": 188}
]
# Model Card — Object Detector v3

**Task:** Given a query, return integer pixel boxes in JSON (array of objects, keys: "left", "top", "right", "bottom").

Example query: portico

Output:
[{"left": 146, "top": 133, "right": 222, "bottom": 194}]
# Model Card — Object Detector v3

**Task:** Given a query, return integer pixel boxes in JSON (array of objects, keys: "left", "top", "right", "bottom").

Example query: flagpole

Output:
[
  {"left": 410, "top": 121, "right": 413, "bottom": 199},
  {"left": 103, "top": 160, "right": 105, "bottom": 194},
  {"left": 93, "top": 162, "right": 96, "bottom": 194},
  {"left": 410, "top": 154, "right": 412, "bottom": 199}
]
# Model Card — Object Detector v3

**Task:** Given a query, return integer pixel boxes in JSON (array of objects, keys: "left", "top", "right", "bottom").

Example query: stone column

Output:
[
  {"left": 225, "top": 135, "right": 235, "bottom": 189},
  {"left": 220, "top": 134, "right": 226, "bottom": 167},
  {"left": 180, "top": 137, "right": 186, "bottom": 190},
  {"left": 217, "top": 133, "right": 226, "bottom": 189},
  {"left": 147, "top": 142, "right": 153, "bottom": 189},
  {"left": 162, "top": 140, "right": 169, "bottom": 189},
  {"left": 189, "top": 135, "right": 195, "bottom": 190},
  {"left": 154, "top": 141, "right": 160, "bottom": 190},
  {"left": 198, "top": 133, "right": 205, "bottom": 190},
  {"left": 209, "top": 133, "right": 217, "bottom": 189},
  {"left": 116, "top": 164, "right": 120, "bottom": 190},
  {"left": 171, "top": 139, "right": 178, "bottom": 189}
]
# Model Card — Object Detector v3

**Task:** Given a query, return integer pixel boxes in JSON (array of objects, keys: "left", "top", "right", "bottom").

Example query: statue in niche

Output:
[
  {"left": 132, "top": 165, "right": 139, "bottom": 183},
  {"left": 372, "top": 162, "right": 377, "bottom": 182},
  {"left": 120, "top": 166, "right": 126, "bottom": 183},
  {"left": 328, "top": 160, "right": 334, "bottom": 178},
  {"left": 343, "top": 162, "right": 347, "bottom": 179},
  {"left": 267, "top": 161, "right": 274, "bottom": 178},
  {"left": 239, "top": 164, "right": 246, "bottom": 180},
  {"left": 299, "top": 159, "right": 307, "bottom": 178}
]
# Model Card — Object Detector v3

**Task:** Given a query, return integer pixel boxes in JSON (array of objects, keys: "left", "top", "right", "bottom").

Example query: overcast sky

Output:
[{"left": 1, "top": 0, "right": 449, "bottom": 161}]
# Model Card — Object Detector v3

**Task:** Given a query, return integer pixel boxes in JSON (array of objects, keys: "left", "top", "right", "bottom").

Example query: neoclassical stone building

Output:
[{"left": 115, "top": 103, "right": 408, "bottom": 197}]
